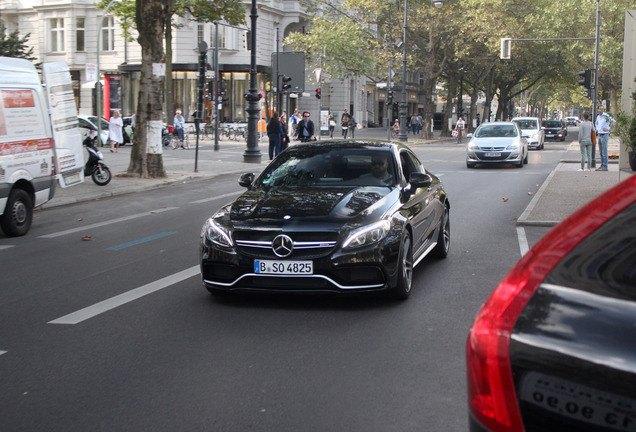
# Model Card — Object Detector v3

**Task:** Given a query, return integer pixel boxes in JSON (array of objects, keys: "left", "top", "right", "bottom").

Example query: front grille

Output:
[{"left": 234, "top": 231, "right": 338, "bottom": 259}]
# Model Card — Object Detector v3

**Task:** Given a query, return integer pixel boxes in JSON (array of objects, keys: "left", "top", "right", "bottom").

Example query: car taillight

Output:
[{"left": 466, "top": 175, "right": 636, "bottom": 432}]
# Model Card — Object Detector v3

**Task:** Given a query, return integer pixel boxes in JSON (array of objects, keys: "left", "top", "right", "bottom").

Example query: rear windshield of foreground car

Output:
[
  {"left": 475, "top": 125, "right": 518, "bottom": 138},
  {"left": 514, "top": 120, "right": 538, "bottom": 129}
]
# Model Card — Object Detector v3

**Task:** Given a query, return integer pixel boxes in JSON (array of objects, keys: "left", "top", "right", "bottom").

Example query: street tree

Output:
[
  {"left": 97, "top": 0, "right": 244, "bottom": 178},
  {"left": 0, "top": 23, "right": 37, "bottom": 61}
]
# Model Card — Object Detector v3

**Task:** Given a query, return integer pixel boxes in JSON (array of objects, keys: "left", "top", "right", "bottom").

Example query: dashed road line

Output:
[
  {"left": 49, "top": 265, "right": 200, "bottom": 325},
  {"left": 38, "top": 207, "right": 179, "bottom": 239}
]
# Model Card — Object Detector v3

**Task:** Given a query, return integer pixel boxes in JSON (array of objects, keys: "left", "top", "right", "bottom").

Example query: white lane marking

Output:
[
  {"left": 0, "top": 245, "right": 15, "bottom": 250},
  {"left": 38, "top": 207, "right": 179, "bottom": 239},
  {"left": 48, "top": 265, "right": 200, "bottom": 325},
  {"left": 517, "top": 227, "right": 529, "bottom": 257},
  {"left": 0, "top": 350, "right": 7, "bottom": 356},
  {"left": 190, "top": 190, "right": 242, "bottom": 204}
]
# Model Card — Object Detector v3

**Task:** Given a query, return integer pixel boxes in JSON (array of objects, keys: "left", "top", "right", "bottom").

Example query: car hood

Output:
[{"left": 228, "top": 185, "right": 395, "bottom": 224}]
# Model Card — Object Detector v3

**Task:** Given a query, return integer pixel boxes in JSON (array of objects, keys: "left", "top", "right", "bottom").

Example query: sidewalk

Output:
[
  {"left": 517, "top": 138, "right": 633, "bottom": 226},
  {"left": 44, "top": 129, "right": 632, "bottom": 227}
]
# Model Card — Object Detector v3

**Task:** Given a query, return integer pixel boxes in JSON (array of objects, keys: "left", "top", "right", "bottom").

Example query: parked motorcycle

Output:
[{"left": 84, "top": 131, "right": 112, "bottom": 186}]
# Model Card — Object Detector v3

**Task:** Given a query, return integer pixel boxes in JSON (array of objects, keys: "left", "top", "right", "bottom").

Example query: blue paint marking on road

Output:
[{"left": 107, "top": 232, "right": 177, "bottom": 251}]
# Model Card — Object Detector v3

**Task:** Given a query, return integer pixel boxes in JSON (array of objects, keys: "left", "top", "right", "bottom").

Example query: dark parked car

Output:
[
  {"left": 542, "top": 120, "right": 567, "bottom": 141},
  {"left": 200, "top": 141, "right": 450, "bottom": 299},
  {"left": 466, "top": 175, "right": 636, "bottom": 432}
]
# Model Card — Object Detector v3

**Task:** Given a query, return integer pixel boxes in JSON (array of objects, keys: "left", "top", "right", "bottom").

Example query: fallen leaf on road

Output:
[
  {"left": 502, "top": 197, "right": 509, "bottom": 202},
  {"left": 77, "top": 218, "right": 83, "bottom": 221},
  {"left": 528, "top": 192, "right": 533, "bottom": 195},
  {"left": 81, "top": 235, "right": 92, "bottom": 241}
]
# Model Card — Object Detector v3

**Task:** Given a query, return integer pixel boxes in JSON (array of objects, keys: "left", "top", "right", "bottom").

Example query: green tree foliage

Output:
[
  {"left": 286, "top": 0, "right": 628, "bottom": 127},
  {"left": 0, "top": 23, "right": 36, "bottom": 61}
]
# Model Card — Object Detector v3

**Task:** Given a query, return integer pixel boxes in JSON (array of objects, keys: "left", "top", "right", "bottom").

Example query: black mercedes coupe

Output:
[{"left": 199, "top": 141, "right": 450, "bottom": 299}]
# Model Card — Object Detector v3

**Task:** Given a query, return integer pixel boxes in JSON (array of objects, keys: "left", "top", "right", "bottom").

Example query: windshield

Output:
[
  {"left": 542, "top": 121, "right": 562, "bottom": 128},
  {"left": 258, "top": 146, "right": 397, "bottom": 188},
  {"left": 513, "top": 119, "right": 538, "bottom": 130},
  {"left": 475, "top": 124, "right": 518, "bottom": 138}
]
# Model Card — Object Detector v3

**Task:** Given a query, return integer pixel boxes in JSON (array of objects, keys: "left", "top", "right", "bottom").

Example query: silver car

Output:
[
  {"left": 511, "top": 116, "right": 545, "bottom": 150},
  {"left": 466, "top": 122, "right": 529, "bottom": 168}
]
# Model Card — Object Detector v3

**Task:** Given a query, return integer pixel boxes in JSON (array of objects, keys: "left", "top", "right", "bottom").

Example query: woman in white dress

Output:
[{"left": 109, "top": 110, "right": 124, "bottom": 152}]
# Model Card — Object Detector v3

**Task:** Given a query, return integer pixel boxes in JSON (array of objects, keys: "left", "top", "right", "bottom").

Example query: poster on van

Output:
[{"left": 42, "top": 62, "right": 85, "bottom": 188}]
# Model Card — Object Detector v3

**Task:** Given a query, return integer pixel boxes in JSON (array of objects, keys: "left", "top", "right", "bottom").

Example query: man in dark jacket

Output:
[{"left": 295, "top": 111, "right": 315, "bottom": 142}]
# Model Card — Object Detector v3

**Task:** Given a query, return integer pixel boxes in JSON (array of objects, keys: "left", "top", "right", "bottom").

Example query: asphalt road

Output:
[{"left": 0, "top": 137, "right": 570, "bottom": 431}]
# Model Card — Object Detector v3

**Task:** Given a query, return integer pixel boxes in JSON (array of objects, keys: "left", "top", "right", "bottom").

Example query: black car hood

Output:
[{"left": 229, "top": 186, "right": 395, "bottom": 223}]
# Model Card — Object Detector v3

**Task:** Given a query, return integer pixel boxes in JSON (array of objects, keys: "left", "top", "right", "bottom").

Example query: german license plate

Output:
[
  {"left": 519, "top": 372, "right": 636, "bottom": 430},
  {"left": 484, "top": 152, "right": 501, "bottom": 157},
  {"left": 546, "top": 134, "right": 554, "bottom": 138},
  {"left": 254, "top": 260, "right": 313, "bottom": 275}
]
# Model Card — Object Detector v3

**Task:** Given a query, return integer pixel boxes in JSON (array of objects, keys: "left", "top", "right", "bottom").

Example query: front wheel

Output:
[
  {"left": 431, "top": 206, "right": 450, "bottom": 259},
  {"left": 0, "top": 188, "right": 33, "bottom": 237},
  {"left": 92, "top": 164, "right": 112, "bottom": 186},
  {"left": 391, "top": 232, "right": 413, "bottom": 300}
]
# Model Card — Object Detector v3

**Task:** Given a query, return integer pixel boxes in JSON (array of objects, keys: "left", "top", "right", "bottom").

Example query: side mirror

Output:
[
  {"left": 466, "top": 133, "right": 473, "bottom": 138},
  {"left": 239, "top": 173, "right": 255, "bottom": 188},
  {"left": 408, "top": 172, "right": 432, "bottom": 189}
]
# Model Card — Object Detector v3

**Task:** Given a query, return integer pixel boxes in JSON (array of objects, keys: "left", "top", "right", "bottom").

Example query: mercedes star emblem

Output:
[{"left": 272, "top": 234, "right": 294, "bottom": 257}]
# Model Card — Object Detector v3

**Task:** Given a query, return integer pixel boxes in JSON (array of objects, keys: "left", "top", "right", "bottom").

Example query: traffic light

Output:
[
  {"left": 578, "top": 69, "right": 593, "bottom": 99},
  {"left": 281, "top": 75, "right": 292, "bottom": 91},
  {"left": 387, "top": 89, "right": 394, "bottom": 104},
  {"left": 500, "top": 38, "right": 511, "bottom": 60},
  {"left": 578, "top": 69, "right": 591, "bottom": 89},
  {"left": 315, "top": 88, "right": 321, "bottom": 99},
  {"left": 219, "top": 80, "right": 229, "bottom": 102}
]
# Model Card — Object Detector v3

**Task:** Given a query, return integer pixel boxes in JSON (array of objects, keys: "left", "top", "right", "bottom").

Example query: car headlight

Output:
[
  {"left": 506, "top": 142, "right": 520, "bottom": 150},
  {"left": 202, "top": 218, "right": 233, "bottom": 248},
  {"left": 531, "top": 133, "right": 539, "bottom": 140},
  {"left": 467, "top": 142, "right": 479, "bottom": 151},
  {"left": 343, "top": 220, "right": 390, "bottom": 249}
]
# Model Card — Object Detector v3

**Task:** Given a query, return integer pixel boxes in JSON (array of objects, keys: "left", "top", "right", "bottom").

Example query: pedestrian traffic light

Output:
[
  {"left": 282, "top": 75, "right": 292, "bottom": 91},
  {"left": 315, "top": 88, "right": 321, "bottom": 99},
  {"left": 387, "top": 89, "right": 394, "bottom": 104}
]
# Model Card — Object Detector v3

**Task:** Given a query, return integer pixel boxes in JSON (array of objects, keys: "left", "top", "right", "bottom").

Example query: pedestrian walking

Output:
[
  {"left": 410, "top": 116, "right": 419, "bottom": 135},
  {"left": 109, "top": 110, "right": 123, "bottom": 152},
  {"left": 348, "top": 115, "right": 357, "bottom": 139},
  {"left": 289, "top": 109, "right": 300, "bottom": 138},
  {"left": 174, "top": 109, "right": 186, "bottom": 148},
  {"left": 341, "top": 109, "right": 351, "bottom": 138},
  {"left": 258, "top": 117, "right": 267, "bottom": 141},
  {"left": 577, "top": 111, "right": 594, "bottom": 171},
  {"left": 295, "top": 111, "right": 315, "bottom": 143},
  {"left": 328, "top": 112, "right": 336, "bottom": 138},
  {"left": 267, "top": 112, "right": 284, "bottom": 160},
  {"left": 392, "top": 119, "right": 399, "bottom": 137},
  {"left": 455, "top": 115, "right": 466, "bottom": 143},
  {"left": 594, "top": 106, "right": 615, "bottom": 171}
]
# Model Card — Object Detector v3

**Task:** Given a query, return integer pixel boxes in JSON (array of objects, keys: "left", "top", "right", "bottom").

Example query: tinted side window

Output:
[{"left": 545, "top": 202, "right": 636, "bottom": 300}]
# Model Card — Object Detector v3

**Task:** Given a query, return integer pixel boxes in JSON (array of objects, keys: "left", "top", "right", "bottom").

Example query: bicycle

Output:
[{"left": 171, "top": 128, "right": 189, "bottom": 149}]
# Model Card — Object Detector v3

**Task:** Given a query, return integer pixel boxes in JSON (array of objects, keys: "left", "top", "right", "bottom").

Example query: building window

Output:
[
  {"left": 197, "top": 24, "right": 204, "bottom": 44},
  {"left": 76, "top": 18, "right": 85, "bottom": 52},
  {"left": 50, "top": 18, "right": 65, "bottom": 52},
  {"left": 102, "top": 16, "right": 115, "bottom": 51}
]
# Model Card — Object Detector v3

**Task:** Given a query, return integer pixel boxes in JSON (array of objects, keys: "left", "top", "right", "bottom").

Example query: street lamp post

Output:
[
  {"left": 397, "top": 0, "right": 409, "bottom": 141},
  {"left": 243, "top": 0, "right": 262, "bottom": 163}
]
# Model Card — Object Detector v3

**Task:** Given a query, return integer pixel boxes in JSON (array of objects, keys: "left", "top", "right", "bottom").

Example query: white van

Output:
[{"left": 0, "top": 57, "right": 84, "bottom": 236}]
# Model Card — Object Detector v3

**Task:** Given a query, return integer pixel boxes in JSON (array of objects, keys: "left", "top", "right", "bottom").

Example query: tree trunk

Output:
[
  {"left": 128, "top": 0, "right": 170, "bottom": 179},
  {"left": 165, "top": 19, "right": 174, "bottom": 127},
  {"left": 443, "top": 74, "right": 458, "bottom": 137}
]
